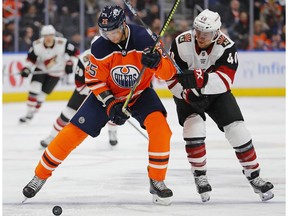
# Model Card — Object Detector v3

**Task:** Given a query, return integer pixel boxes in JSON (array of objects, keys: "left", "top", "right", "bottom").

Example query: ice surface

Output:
[{"left": 3, "top": 97, "right": 285, "bottom": 216}]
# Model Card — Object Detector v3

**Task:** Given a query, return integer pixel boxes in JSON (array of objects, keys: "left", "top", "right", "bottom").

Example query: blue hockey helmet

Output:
[{"left": 98, "top": 5, "right": 126, "bottom": 32}]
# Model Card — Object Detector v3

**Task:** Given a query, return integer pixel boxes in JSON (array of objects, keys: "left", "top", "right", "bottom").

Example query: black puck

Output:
[{"left": 52, "top": 206, "right": 62, "bottom": 215}]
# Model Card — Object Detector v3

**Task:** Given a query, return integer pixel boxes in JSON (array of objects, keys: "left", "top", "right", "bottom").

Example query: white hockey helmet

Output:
[
  {"left": 194, "top": 9, "right": 221, "bottom": 42},
  {"left": 41, "top": 25, "right": 56, "bottom": 36}
]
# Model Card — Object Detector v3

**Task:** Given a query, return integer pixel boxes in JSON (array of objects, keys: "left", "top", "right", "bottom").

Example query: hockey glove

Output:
[
  {"left": 177, "top": 69, "right": 208, "bottom": 89},
  {"left": 65, "top": 60, "right": 74, "bottom": 74},
  {"left": 20, "top": 67, "right": 31, "bottom": 77},
  {"left": 141, "top": 47, "right": 161, "bottom": 69},
  {"left": 106, "top": 99, "right": 130, "bottom": 125},
  {"left": 181, "top": 89, "right": 209, "bottom": 113}
]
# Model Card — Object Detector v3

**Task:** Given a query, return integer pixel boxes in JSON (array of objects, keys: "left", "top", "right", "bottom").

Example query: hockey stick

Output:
[
  {"left": 5, "top": 69, "right": 64, "bottom": 76},
  {"left": 122, "top": 0, "right": 181, "bottom": 116},
  {"left": 127, "top": 119, "right": 148, "bottom": 140}
]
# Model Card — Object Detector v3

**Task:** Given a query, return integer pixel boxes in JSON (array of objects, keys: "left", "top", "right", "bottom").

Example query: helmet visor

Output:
[{"left": 100, "top": 26, "right": 123, "bottom": 40}]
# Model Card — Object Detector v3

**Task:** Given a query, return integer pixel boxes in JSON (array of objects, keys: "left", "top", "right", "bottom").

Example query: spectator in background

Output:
[
  {"left": 178, "top": 20, "right": 190, "bottom": 32},
  {"left": 46, "top": 0, "right": 59, "bottom": 27},
  {"left": 253, "top": 20, "right": 271, "bottom": 50},
  {"left": 280, "top": 25, "right": 285, "bottom": 45},
  {"left": 19, "top": 27, "right": 34, "bottom": 52},
  {"left": 229, "top": 11, "right": 249, "bottom": 50},
  {"left": 150, "top": 18, "right": 161, "bottom": 35},
  {"left": 260, "top": 0, "right": 283, "bottom": 39},
  {"left": 142, "top": 3, "right": 160, "bottom": 26},
  {"left": 56, "top": 0, "right": 80, "bottom": 39},
  {"left": 20, "top": 4, "right": 43, "bottom": 40},
  {"left": 222, "top": 0, "right": 241, "bottom": 28},
  {"left": 85, "top": 26, "right": 99, "bottom": 49},
  {"left": 85, "top": 0, "right": 99, "bottom": 27},
  {"left": 3, "top": 0, "right": 22, "bottom": 22},
  {"left": 70, "top": 32, "right": 82, "bottom": 49},
  {"left": 270, "top": 34, "right": 285, "bottom": 50},
  {"left": 3, "top": 21, "right": 15, "bottom": 52}
]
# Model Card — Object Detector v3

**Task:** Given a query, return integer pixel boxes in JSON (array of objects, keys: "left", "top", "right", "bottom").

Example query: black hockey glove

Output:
[
  {"left": 65, "top": 60, "right": 74, "bottom": 74},
  {"left": 106, "top": 99, "right": 130, "bottom": 125},
  {"left": 141, "top": 47, "right": 161, "bottom": 69},
  {"left": 181, "top": 89, "right": 209, "bottom": 113},
  {"left": 177, "top": 69, "right": 208, "bottom": 89},
  {"left": 20, "top": 67, "right": 31, "bottom": 78}
]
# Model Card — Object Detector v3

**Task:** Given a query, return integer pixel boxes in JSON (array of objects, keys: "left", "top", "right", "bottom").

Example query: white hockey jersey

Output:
[
  {"left": 24, "top": 37, "right": 79, "bottom": 77},
  {"left": 167, "top": 30, "right": 238, "bottom": 99}
]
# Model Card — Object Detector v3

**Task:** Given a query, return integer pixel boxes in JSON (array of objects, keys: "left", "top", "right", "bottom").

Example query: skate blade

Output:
[
  {"left": 152, "top": 194, "right": 172, "bottom": 206},
  {"left": 200, "top": 192, "right": 211, "bottom": 202},
  {"left": 22, "top": 196, "right": 28, "bottom": 203},
  {"left": 258, "top": 190, "right": 274, "bottom": 201}
]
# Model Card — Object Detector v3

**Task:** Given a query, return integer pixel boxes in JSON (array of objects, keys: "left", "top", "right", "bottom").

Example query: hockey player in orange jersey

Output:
[{"left": 23, "top": 5, "right": 177, "bottom": 205}]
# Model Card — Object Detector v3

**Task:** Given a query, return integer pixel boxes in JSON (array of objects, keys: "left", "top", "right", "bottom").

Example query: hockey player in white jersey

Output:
[
  {"left": 19, "top": 25, "right": 79, "bottom": 123},
  {"left": 167, "top": 9, "right": 274, "bottom": 202},
  {"left": 40, "top": 47, "right": 118, "bottom": 148}
]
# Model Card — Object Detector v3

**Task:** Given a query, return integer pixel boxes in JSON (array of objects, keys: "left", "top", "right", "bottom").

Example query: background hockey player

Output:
[
  {"left": 167, "top": 9, "right": 274, "bottom": 202},
  {"left": 23, "top": 5, "right": 177, "bottom": 205},
  {"left": 19, "top": 25, "right": 79, "bottom": 123},
  {"left": 40, "top": 47, "right": 118, "bottom": 148}
]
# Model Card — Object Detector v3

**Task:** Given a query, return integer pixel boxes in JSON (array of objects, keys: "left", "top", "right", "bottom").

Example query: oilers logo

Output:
[{"left": 111, "top": 65, "right": 139, "bottom": 88}]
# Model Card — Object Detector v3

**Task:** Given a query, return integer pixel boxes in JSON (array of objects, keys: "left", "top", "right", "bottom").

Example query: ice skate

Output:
[
  {"left": 149, "top": 178, "right": 173, "bottom": 205},
  {"left": 40, "top": 135, "right": 55, "bottom": 148},
  {"left": 108, "top": 130, "right": 118, "bottom": 146},
  {"left": 194, "top": 170, "right": 212, "bottom": 202},
  {"left": 22, "top": 175, "right": 46, "bottom": 201},
  {"left": 19, "top": 112, "right": 34, "bottom": 123},
  {"left": 245, "top": 170, "right": 274, "bottom": 201}
]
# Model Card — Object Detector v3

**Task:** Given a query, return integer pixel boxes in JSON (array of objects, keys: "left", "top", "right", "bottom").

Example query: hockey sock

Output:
[
  {"left": 185, "top": 138, "right": 207, "bottom": 172},
  {"left": 144, "top": 111, "right": 171, "bottom": 181},
  {"left": 53, "top": 113, "right": 70, "bottom": 132},
  {"left": 26, "top": 94, "right": 37, "bottom": 112},
  {"left": 35, "top": 123, "right": 88, "bottom": 179},
  {"left": 234, "top": 140, "right": 260, "bottom": 177}
]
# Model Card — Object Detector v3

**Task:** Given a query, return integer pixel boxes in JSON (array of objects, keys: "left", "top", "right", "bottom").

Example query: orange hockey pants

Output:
[{"left": 35, "top": 111, "right": 171, "bottom": 181}]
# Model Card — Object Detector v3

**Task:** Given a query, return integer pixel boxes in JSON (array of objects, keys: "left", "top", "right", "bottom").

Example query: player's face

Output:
[
  {"left": 195, "top": 30, "right": 213, "bottom": 48},
  {"left": 103, "top": 27, "right": 125, "bottom": 44},
  {"left": 43, "top": 35, "right": 55, "bottom": 47}
]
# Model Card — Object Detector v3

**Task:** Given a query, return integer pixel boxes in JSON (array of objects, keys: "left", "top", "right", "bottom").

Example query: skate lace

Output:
[
  {"left": 28, "top": 176, "right": 45, "bottom": 191},
  {"left": 152, "top": 180, "right": 168, "bottom": 191},
  {"left": 251, "top": 177, "right": 266, "bottom": 187},
  {"left": 196, "top": 175, "right": 209, "bottom": 187}
]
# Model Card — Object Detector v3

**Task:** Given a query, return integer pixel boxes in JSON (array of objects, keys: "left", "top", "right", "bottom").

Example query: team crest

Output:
[
  {"left": 44, "top": 55, "right": 57, "bottom": 69},
  {"left": 111, "top": 65, "right": 139, "bottom": 88},
  {"left": 178, "top": 33, "right": 192, "bottom": 44},
  {"left": 216, "top": 35, "right": 231, "bottom": 47}
]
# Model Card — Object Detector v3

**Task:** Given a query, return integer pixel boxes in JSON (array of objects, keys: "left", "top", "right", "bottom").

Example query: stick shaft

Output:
[
  {"left": 5, "top": 70, "right": 64, "bottom": 76},
  {"left": 127, "top": 119, "right": 148, "bottom": 140}
]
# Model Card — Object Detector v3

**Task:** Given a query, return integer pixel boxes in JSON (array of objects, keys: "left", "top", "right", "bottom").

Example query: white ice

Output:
[{"left": 3, "top": 97, "right": 285, "bottom": 216}]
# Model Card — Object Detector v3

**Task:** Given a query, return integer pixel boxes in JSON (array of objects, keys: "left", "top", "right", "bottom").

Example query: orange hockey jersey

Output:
[{"left": 85, "top": 24, "right": 176, "bottom": 101}]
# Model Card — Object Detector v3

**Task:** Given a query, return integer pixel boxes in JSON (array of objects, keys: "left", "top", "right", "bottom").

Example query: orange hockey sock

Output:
[
  {"left": 35, "top": 123, "right": 88, "bottom": 179},
  {"left": 144, "top": 111, "right": 172, "bottom": 181}
]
